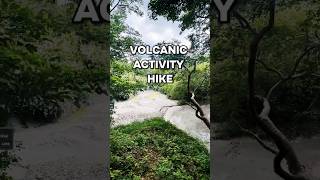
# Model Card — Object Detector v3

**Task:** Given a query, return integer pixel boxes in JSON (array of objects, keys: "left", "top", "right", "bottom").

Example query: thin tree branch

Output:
[
  {"left": 257, "top": 60, "right": 284, "bottom": 79},
  {"left": 110, "top": 0, "right": 121, "bottom": 12},
  {"left": 196, "top": 14, "right": 209, "bottom": 19},
  {"left": 191, "top": 93, "right": 210, "bottom": 128},
  {"left": 311, "top": 73, "right": 320, "bottom": 78},
  {"left": 289, "top": 47, "right": 316, "bottom": 77},
  {"left": 233, "top": 119, "right": 278, "bottom": 155},
  {"left": 233, "top": 11, "right": 257, "bottom": 34},
  {"left": 306, "top": 94, "right": 319, "bottom": 111},
  {"left": 160, "top": 105, "right": 181, "bottom": 112},
  {"left": 265, "top": 45, "right": 316, "bottom": 99},
  {"left": 185, "top": 61, "right": 210, "bottom": 129}
]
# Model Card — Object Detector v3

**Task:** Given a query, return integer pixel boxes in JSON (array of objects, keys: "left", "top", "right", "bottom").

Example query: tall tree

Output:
[{"left": 149, "top": 0, "right": 320, "bottom": 179}]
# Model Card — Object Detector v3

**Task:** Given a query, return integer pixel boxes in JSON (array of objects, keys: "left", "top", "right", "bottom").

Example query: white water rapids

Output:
[{"left": 112, "top": 90, "right": 210, "bottom": 148}]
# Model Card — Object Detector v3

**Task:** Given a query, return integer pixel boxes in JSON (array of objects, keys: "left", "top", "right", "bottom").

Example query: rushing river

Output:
[
  {"left": 112, "top": 90, "right": 210, "bottom": 148},
  {"left": 8, "top": 91, "right": 320, "bottom": 179},
  {"left": 112, "top": 91, "right": 320, "bottom": 180}
]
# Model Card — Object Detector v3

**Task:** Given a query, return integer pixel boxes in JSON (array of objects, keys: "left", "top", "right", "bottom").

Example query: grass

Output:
[{"left": 110, "top": 118, "right": 209, "bottom": 180}]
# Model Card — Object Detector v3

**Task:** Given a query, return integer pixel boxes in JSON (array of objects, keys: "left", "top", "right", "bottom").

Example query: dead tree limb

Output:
[
  {"left": 233, "top": 11, "right": 257, "bottom": 34},
  {"left": 186, "top": 61, "right": 210, "bottom": 129},
  {"left": 257, "top": 60, "right": 284, "bottom": 79},
  {"left": 264, "top": 46, "right": 317, "bottom": 99}
]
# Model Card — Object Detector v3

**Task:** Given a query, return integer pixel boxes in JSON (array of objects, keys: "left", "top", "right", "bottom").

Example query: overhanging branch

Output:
[{"left": 185, "top": 61, "right": 210, "bottom": 129}]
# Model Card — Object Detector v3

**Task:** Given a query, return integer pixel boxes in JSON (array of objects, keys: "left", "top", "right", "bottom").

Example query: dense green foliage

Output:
[
  {"left": 149, "top": 0, "right": 209, "bottom": 52},
  {"left": 161, "top": 61, "right": 209, "bottom": 104},
  {"left": 110, "top": 4, "right": 209, "bottom": 179},
  {"left": 149, "top": 0, "right": 320, "bottom": 138},
  {"left": 110, "top": 3, "right": 210, "bottom": 104},
  {"left": 111, "top": 61, "right": 147, "bottom": 100},
  {"left": 110, "top": 118, "right": 209, "bottom": 179},
  {"left": 211, "top": 4, "right": 320, "bottom": 137},
  {"left": 0, "top": 0, "right": 108, "bottom": 125},
  {"left": 110, "top": 11, "right": 147, "bottom": 101}
]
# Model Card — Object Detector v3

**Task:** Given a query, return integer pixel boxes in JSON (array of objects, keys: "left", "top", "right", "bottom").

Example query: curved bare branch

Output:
[
  {"left": 246, "top": 0, "right": 310, "bottom": 179},
  {"left": 185, "top": 61, "right": 210, "bottom": 129}
]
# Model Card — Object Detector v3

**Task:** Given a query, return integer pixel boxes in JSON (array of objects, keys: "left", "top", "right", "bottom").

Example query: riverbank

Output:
[
  {"left": 7, "top": 95, "right": 108, "bottom": 180},
  {"left": 112, "top": 90, "right": 210, "bottom": 148}
]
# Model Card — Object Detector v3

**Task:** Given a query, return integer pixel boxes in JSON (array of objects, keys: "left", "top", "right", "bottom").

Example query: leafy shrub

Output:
[
  {"left": 0, "top": 1, "right": 108, "bottom": 124},
  {"left": 0, "top": 46, "right": 96, "bottom": 123},
  {"left": 211, "top": 60, "right": 248, "bottom": 124},
  {"left": 110, "top": 118, "right": 209, "bottom": 179},
  {"left": 161, "top": 62, "right": 210, "bottom": 104},
  {"left": 111, "top": 61, "right": 147, "bottom": 101}
]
